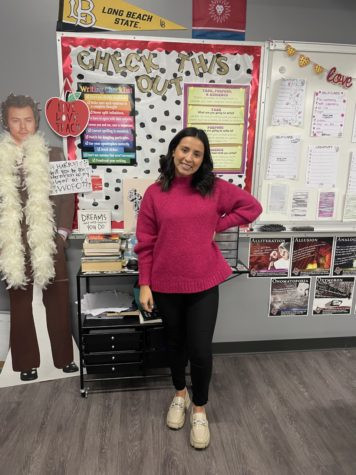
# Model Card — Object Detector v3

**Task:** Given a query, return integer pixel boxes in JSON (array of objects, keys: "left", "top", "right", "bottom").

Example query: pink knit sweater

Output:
[{"left": 135, "top": 176, "right": 262, "bottom": 293}]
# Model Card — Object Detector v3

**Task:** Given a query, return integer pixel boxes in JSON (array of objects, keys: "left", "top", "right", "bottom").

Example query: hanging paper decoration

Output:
[
  {"left": 314, "top": 64, "right": 324, "bottom": 74},
  {"left": 283, "top": 43, "right": 353, "bottom": 88},
  {"left": 285, "top": 44, "right": 296, "bottom": 56},
  {"left": 45, "top": 79, "right": 90, "bottom": 137},
  {"left": 327, "top": 67, "right": 353, "bottom": 88},
  {"left": 298, "top": 55, "right": 311, "bottom": 67}
]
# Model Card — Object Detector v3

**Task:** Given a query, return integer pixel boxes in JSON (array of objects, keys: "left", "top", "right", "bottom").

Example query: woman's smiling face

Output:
[{"left": 173, "top": 136, "right": 205, "bottom": 177}]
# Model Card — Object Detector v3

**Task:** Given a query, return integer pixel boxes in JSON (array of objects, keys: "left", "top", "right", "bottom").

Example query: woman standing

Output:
[{"left": 135, "top": 127, "right": 262, "bottom": 449}]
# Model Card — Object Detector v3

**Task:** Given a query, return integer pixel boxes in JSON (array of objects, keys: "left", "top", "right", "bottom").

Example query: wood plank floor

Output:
[{"left": 1, "top": 349, "right": 356, "bottom": 474}]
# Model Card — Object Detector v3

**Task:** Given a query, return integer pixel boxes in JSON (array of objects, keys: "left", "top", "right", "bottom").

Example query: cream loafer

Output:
[
  {"left": 166, "top": 390, "right": 191, "bottom": 429},
  {"left": 190, "top": 410, "right": 210, "bottom": 449}
]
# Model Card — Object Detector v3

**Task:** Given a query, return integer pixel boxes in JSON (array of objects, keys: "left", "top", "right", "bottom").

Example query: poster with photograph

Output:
[
  {"left": 249, "top": 238, "right": 291, "bottom": 277},
  {"left": 312, "top": 277, "right": 354, "bottom": 315},
  {"left": 333, "top": 237, "right": 356, "bottom": 276},
  {"left": 291, "top": 237, "right": 333, "bottom": 276},
  {"left": 268, "top": 278, "right": 310, "bottom": 317}
]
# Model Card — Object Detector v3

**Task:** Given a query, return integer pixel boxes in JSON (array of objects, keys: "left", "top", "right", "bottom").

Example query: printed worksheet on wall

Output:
[
  {"left": 311, "top": 90, "right": 346, "bottom": 137},
  {"left": 271, "top": 78, "right": 306, "bottom": 127},
  {"left": 306, "top": 145, "right": 339, "bottom": 188},
  {"left": 290, "top": 190, "right": 309, "bottom": 218},
  {"left": 267, "top": 183, "right": 289, "bottom": 214},
  {"left": 317, "top": 190, "right": 337, "bottom": 219},
  {"left": 352, "top": 106, "right": 356, "bottom": 143},
  {"left": 266, "top": 135, "right": 301, "bottom": 180},
  {"left": 346, "top": 152, "right": 356, "bottom": 193},
  {"left": 343, "top": 152, "right": 356, "bottom": 221},
  {"left": 343, "top": 195, "right": 356, "bottom": 221}
]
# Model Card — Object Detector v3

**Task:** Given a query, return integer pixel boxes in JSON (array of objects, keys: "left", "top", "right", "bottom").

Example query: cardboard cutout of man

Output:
[{"left": 0, "top": 93, "right": 78, "bottom": 381}]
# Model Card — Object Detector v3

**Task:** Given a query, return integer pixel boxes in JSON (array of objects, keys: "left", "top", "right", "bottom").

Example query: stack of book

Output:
[{"left": 81, "top": 234, "right": 123, "bottom": 273}]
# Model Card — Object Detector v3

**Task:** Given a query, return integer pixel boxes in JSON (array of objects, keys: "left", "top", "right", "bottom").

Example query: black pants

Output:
[{"left": 153, "top": 286, "right": 219, "bottom": 406}]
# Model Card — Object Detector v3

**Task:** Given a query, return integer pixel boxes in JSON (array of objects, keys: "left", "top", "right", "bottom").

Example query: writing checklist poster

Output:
[{"left": 78, "top": 83, "right": 136, "bottom": 165}]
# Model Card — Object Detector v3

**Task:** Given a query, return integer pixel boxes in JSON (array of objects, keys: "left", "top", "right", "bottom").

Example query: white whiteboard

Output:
[{"left": 254, "top": 40, "right": 356, "bottom": 231}]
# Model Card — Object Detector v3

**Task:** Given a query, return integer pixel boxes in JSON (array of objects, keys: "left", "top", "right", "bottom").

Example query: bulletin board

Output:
[
  {"left": 57, "top": 32, "right": 263, "bottom": 230},
  {"left": 254, "top": 40, "right": 356, "bottom": 231}
]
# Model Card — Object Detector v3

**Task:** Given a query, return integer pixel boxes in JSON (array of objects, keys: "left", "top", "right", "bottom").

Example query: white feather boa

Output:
[{"left": 0, "top": 132, "right": 56, "bottom": 289}]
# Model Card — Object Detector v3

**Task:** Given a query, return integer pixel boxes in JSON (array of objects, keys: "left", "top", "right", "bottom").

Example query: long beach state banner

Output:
[{"left": 59, "top": 0, "right": 186, "bottom": 31}]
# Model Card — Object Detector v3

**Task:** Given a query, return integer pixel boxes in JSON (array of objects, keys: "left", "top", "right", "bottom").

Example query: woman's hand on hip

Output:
[{"left": 139, "top": 285, "right": 154, "bottom": 312}]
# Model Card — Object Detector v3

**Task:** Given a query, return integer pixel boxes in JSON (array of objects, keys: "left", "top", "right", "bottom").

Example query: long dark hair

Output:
[{"left": 158, "top": 127, "right": 215, "bottom": 196}]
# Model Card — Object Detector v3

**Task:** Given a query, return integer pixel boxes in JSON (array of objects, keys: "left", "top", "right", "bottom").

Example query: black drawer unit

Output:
[
  {"left": 77, "top": 270, "right": 170, "bottom": 397},
  {"left": 83, "top": 330, "right": 143, "bottom": 352},
  {"left": 86, "top": 362, "right": 143, "bottom": 375},
  {"left": 84, "top": 350, "right": 142, "bottom": 365}
]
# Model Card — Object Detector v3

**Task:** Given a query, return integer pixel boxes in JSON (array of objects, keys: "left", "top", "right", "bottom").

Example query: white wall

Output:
[{"left": 246, "top": 0, "right": 356, "bottom": 44}]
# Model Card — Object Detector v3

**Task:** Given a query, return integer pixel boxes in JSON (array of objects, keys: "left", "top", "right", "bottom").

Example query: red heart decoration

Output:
[{"left": 45, "top": 97, "right": 89, "bottom": 137}]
